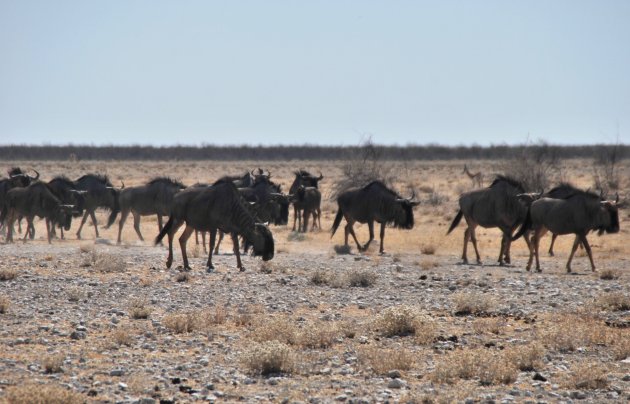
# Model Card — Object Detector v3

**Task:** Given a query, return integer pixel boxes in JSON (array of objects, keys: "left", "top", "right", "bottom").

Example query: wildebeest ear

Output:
[{"left": 410, "top": 201, "right": 421, "bottom": 207}]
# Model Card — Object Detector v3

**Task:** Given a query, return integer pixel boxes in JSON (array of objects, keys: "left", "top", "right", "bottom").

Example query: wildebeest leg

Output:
[
  {"left": 117, "top": 209, "right": 130, "bottom": 244},
  {"left": 6, "top": 213, "right": 15, "bottom": 243},
  {"left": 28, "top": 222, "right": 35, "bottom": 240},
  {"left": 89, "top": 211, "right": 100, "bottom": 238},
  {"left": 533, "top": 228, "right": 548, "bottom": 272},
  {"left": 317, "top": 207, "right": 322, "bottom": 230},
  {"left": 311, "top": 211, "right": 318, "bottom": 230},
  {"left": 548, "top": 233, "right": 558, "bottom": 256},
  {"left": 346, "top": 221, "right": 362, "bottom": 252},
  {"left": 579, "top": 234, "right": 596, "bottom": 272},
  {"left": 157, "top": 214, "right": 163, "bottom": 232},
  {"left": 379, "top": 222, "right": 386, "bottom": 254},
  {"left": 206, "top": 229, "right": 217, "bottom": 272},
  {"left": 60, "top": 227, "right": 65, "bottom": 240},
  {"left": 165, "top": 219, "right": 183, "bottom": 269},
  {"left": 498, "top": 230, "right": 510, "bottom": 265},
  {"left": 76, "top": 210, "right": 90, "bottom": 239},
  {"left": 22, "top": 218, "right": 32, "bottom": 242},
  {"left": 469, "top": 226, "right": 481, "bottom": 264},
  {"left": 231, "top": 232, "right": 245, "bottom": 271},
  {"left": 362, "top": 220, "right": 375, "bottom": 251},
  {"left": 201, "top": 231, "right": 207, "bottom": 253},
  {"left": 292, "top": 206, "right": 300, "bottom": 231},
  {"left": 132, "top": 211, "right": 144, "bottom": 241},
  {"left": 301, "top": 209, "right": 309, "bottom": 233},
  {"left": 179, "top": 225, "right": 194, "bottom": 270},
  {"left": 565, "top": 235, "right": 582, "bottom": 273},
  {"left": 45, "top": 219, "right": 52, "bottom": 244},
  {"left": 214, "top": 231, "right": 224, "bottom": 254},
  {"left": 461, "top": 228, "right": 470, "bottom": 264}
]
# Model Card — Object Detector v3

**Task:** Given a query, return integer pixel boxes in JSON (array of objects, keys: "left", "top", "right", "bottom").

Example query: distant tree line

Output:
[{"left": 0, "top": 143, "right": 627, "bottom": 161}]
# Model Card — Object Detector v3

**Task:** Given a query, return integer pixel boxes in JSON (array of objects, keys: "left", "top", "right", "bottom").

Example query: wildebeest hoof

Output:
[
  {"left": 239, "top": 267, "right": 246, "bottom": 272},
  {"left": 206, "top": 265, "right": 214, "bottom": 273}
]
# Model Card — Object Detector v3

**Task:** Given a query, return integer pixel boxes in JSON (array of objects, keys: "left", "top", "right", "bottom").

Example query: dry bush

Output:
[
  {"left": 346, "top": 268, "right": 377, "bottom": 287},
  {"left": 610, "top": 331, "right": 630, "bottom": 360},
  {"left": 426, "top": 189, "right": 448, "bottom": 206},
  {"left": 128, "top": 299, "right": 151, "bottom": 319},
  {"left": 287, "top": 231, "right": 306, "bottom": 242},
  {"left": 84, "top": 250, "right": 126, "bottom": 273},
  {"left": 111, "top": 327, "right": 134, "bottom": 347},
  {"left": 452, "top": 292, "right": 495, "bottom": 316},
  {"left": 565, "top": 362, "right": 609, "bottom": 390},
  {"left": 359, "top": 346, "right": 414, "bottom": 375},
  {"left": 78, "top": 243, "right": 94, "bottom": 253},
  {"left": 0, "top": 296, "right": 9, "bottom": 314},
  {"left": 505, "top": 343, "right": 546, "bottom": 371},
  {"left": 0, "top": 268, "right": 18, "bottom": 281},
  {"left": 241, "top": 341, "right": 296, "bottom": 376},
  {"left": 599, "top": 268, "right": 621, "bottom": 280},
  {"left": 597, "top": 292, "right": 630, "bottom": 311},
  {"left": 251, "top": 316, "right": 340, "bottom": 349},
  {"left": 251, "top": 316, "right": 298, "bottom": 344},
  {"left": 375, "top": 305, "right": 436, "bottom": 342},
  {"left": 420, "top": 244, "right": 436, "bottom": 255},
  {"left": 310, "top": 269, "right": 330, "bottom": 286},
  {"left": 339, "top": 320, "right": 359, "bottom": 339},
  {"left": 42, "top": 353, "right": 65, "bottom": 374},
  {"left": 175, "top": 272, "right": 190, "bottom": 282},
  {"left": 4, "top": 383, "right": 84, "bottom": 404},
  {"left": 233, "top": 305, "right": 265, "bottom": 327},
  {"left": 66, "top": 287, "right": 83, "bottom": 302},
  {"left": 162, "top": 308, "right": 224, "bottom": 334},
  {"left": 472, "top": 317, "right": 505, "bottom": 335},
  {"left": 431, "top": 348, "right": 517, "bottom": 385},
  {"left": 298, "top": 322, "right": 339, "bottom": 349},
  {"left": 501, "top": 141, "right": 561, "bottom": 191},
  {"left": 333, "top": 244, "right": 352, "bottom": 255},
  {"left": 540, "top": 313, "right": 616, "bottom": 353},
  {"left": 419, "top": 259, "right": 439, "bottom": 270}
]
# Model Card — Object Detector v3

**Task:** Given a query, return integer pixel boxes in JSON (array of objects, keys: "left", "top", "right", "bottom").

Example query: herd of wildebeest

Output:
[{"left": 0, "top": 166, "right": 624, "bottom": 273}]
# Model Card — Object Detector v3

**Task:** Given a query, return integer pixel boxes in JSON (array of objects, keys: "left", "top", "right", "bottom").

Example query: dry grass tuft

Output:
[
  {"left": 162, "top": 307, "right": 225, "bottom": 334},
  {"left": 598, "top": 268, "right": 621, "bottom": 280},
  {"left": 310, "top": 269, "right": 330, "bottom": 286},
  {"left": 375, "top": 305, "right": 437, "bottom": 342},
  {"left": 421, "top": 244, "right": 436, "bottom": 255},
  {"left": 251, "top": 316, "right": 341, "bottom": 349},
  {"left": 597, "top": 292, "right": 630, "bottom": 311},
  {"left": 346, "top": 268, "right": 377, "bottom": 287},
  {"left": 42, "top": 353, "right": 65, "bottom": 374},
  {"left": 452, "top": 292, "right": 495, "bottom": 316},
  {"left": 66, "top": 287, "right": 83, "bottom": 302},
  {"left": 78, "top": 243, "right": 94, "bottom": 253},
  {"left": 84, "top": 250, "right": 126, "bottom": 273},
  {"left": 431, "top": 348, "right": 517, "bottom": 385},
  {"left": 4, "top": 383, "right": 84, "bottom": 404},
  {"left": 0, "top": 296, "right": 9, "bottom": 314},
  {"left": 505, "top": 343, "right": 546, "bottom": 371},
  {"left": 111, "top": 327, "right": 134, "bottom": 347},
  {"left": 0, "top": 268, "right": 18, "bottom": 281},
  {"left": 565, "top": 362, "right": 609, "bottom": 390},
  {"left": 472, "top": 317, "right": 505, "bottom": 335},
  {"left": 333, "top": 244, "right": 352, "bottom": 255},
  {"left": 241, "top": 341, "right": 296, "bottom": 376},
  {"left": 128, "top": 298, "right": 151, "bottom": 319},
  {"left": 419, "top": 259, "right": 439, "bottom": 270},
  {"left": 288, "top": 231, "right": 306, "bottom": 242},
  {"left": 175, "top": 271, "right": 190, "bottom": 282},
  {"left": 359, "top": 346, "right": 415, "bottom": 375}
]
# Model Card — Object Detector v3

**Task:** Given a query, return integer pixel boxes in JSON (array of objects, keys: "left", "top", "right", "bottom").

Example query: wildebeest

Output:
[
  {"left": 291, "top": 185, "right": 321, "bottom": 232},
  {"left": 74, "top": 174, "right": 122, "bottom": 239},
  {"left": 155, "top": 178, "right": 274, "bottom": 271},
  {"left": 0, "top": 181, "right": 74, "bottom": 243},
  {"left": 447, "top": 176, "right": 529, "bottom": 265},
  {"left": 289, "top": 170, "right": 323, "bottom": 231},
  {"left": 0, "top": 168, "right": 40, "bottom": 234},
  {"left": 331, "top": 181, "right": 419, "bottom": 254},
  {"left": 117, "top": 177, "right": 186, "bottom": 244},
  {"left": 512, "top": 187, "right": 620, "bottom": 272},
  {"left": 46, "top": 176, "right": 87, "bottom": 239}
]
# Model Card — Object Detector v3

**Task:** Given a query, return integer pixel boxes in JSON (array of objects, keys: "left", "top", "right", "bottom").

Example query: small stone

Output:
[
  {"left": 335, "top": 395, "right": 347, "bottom": 402},
  {"left": 622, "top": 375, "right": 630, "bottom": 382},
  {"left": 319, "top": 368, "right": 332, "bottom": 375},
  {"left": 387, "top": 370, "right": 401, "bottom": 379},
  {"left": 118, "top": 382, "right": 127, "bottom": 390},
  {"left": 70, "top": 331, "right": 86, "bottom": 340},
  {"left": 533, "top": 373, "right": 547, "bottom": 382},
  {"left": 387, "top": 379, "right": 405, "bottom": 389},
  {"left": 570, "top": 391, "right": 587, "bottom": 400},
  {"left": 358, "top": 336, "right": 368, "bottom": 344},
  {"left": 109, "top": 368, "right": 125, "bottom": 377}
]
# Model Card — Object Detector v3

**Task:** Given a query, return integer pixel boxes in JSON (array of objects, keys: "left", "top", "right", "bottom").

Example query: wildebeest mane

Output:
[
  {"left": 147, "top": 177, "right": 185, "bottom": 188},
  {"left": 8, "top": 167, "right": 25, "bottom": 176},
  {"left": 77, "top": 173, "right": 112, "bottom": 186},
  {"left": 51, "top": 175, "right": 75, "bottom": 187},
  {"left": 489, "top": 175, "right": 525, "bottom": 192},
  {"left": 363, "top": 180, "right": 403, "bottom": 198}
]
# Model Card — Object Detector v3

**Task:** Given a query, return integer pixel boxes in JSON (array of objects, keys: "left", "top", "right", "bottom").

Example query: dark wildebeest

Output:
[
  {"left": 46, "top": 176, "right": 87, "bottom": 239},
  {"left": 0, "top": 168, "right": 40, "bottom": 235},
  {"left": 74, "top": 174, "right": 122, "bottom": 239},
  {"left": 155, "top": 178, "right": 274, "bottom": 272},
  {"left": 291, "top": 185, "right": 322, "bottom": 232},
  {"left": 0, "top": 181, "right": 74, "bottom": 243},
  {"left": 289, "top": 170, "right": 323, "bottom": 231},
  {"left": 512, "top": 187, "right": 620, "bottom": 272},
  {"left": 447, "top": 176, "right": 530, "bottom": 265},
  {"left": 331, "top": 181, "right": 419, "bottom": 254},
  {"left": 117, "top": 177, "right": 186, "bottom": 244}
]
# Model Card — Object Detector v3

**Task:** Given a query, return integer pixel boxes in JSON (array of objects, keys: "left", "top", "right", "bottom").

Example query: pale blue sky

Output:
[{"left": 1, "top": 0, "right": 628, "bottom": 146}]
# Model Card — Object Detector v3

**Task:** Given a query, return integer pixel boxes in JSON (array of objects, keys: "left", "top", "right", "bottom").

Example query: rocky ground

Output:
[{"left": 0, "top": 159, "right": 629, "bottom": 403}]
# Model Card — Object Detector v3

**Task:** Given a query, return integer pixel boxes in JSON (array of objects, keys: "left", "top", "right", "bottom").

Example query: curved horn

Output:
[
  {"left": 120, "top": 180, "right": 125, "bottom": 189},
  {"left": 317, "top": 172, "right": 323, "bottom": 180},
  {"left": 615, "top": 193, "right": 619, "bottom": 204},
  {"left": 29, "top": 169, "right": 40, "bottom": 180},
  {"left": 60, "top": 204, "right": 75, "bottom": 208}
]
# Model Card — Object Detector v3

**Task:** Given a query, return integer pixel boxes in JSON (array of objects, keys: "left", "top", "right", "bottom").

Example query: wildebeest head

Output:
[
  {"left": 596, "top": 197, "right": 620, "bottom": 235},
  {"left": 251, "top": 223, "right": 275, "bottom": 261},
  {"left": 105, "top": 180, "right": 124, "bottom": 227},
  {"left": 269, "top": 193, "right": 290, "bottom": 225},
  {"left": 393, "top": 194, "right": 420, "bottom": 229},
  {"left": 8, "top": 167, "right": 39, "bottom": 187},
  {"left": 290, "top": 170, "right": 323, "bottom": 194},
  {"left": 69, "top": 190, "right": 87, "bottom": 217},
  {"left": 55, "top": 205, "right": 75, "bottom": 231}
]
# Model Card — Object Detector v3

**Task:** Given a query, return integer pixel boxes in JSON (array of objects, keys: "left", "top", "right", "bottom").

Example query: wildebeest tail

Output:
[
  {"left": 0, "top": 203, "right": 7, "bottom": 226},
  {"left": 446, "top": 209, "right": 463, "bottom": 235},
  {"left": 155, "top": 215, "right": 173, "bottom": 245},
  {"left": 511, "top": 207, "right": 531, "bottom": 241},
  {"left": 331, "top": 208, "right": 343, "bottom": 237}
]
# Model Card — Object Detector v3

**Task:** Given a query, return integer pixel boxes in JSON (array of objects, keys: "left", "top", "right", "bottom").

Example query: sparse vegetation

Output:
[
  {"left": 42, "top": 353, "right": 65, "bottom": 374},
  {"left": 241, "top": 341, "right": 296, "bottom": 376},
  {"left": 162, "top": 307, "right": 225, "bottom": 334},
  {"left": 175, "top": 271, "right": 190, "bottom": 282},
  {"left": 0, "top": 268, "right": 18, "bottom": 281},
  {"left": 0, "top": 296, "right": 9, "bottom": 314},
  {"left": 452, "top": 292, "right": 495, "bottom": 316},
  {"left": 66, "top": 287, "right": 83, "bottom": 302},
  {"left": 4, "top": 383, "right": 84, "bottom": 404},
  {"left": 505, "top": 343, "right": 545, "bottom": 371},
  {"left": 128, "top": 298, "right": 151, "bottom": 319},
  {"left": 112, "top": 327, "right": 134, "bottom": 347},
  {"left": 597, "top": 292, "right": 630, "bottom": 311},
  {"left": 346, "top": 268, "right": 377, "bottom": 287},
  {"left": 565, "top": 362, "right": 609, "bottom": 390},
  {"left": 598, "top": 268, "right": 621, "bottom": 280},
  {"left": 360, "top": 346, "right": 415, "bottom": 375},
  {"left": 420, "top": 244, "right": 436, "bottom": 255},
  {"left": 375, "top": 305, "right": 436, "bottom": 341},
  {"left": 431, "top": 348, "right": 518, "bottom": 385},
  {"left": 83, "top": 250, "right": 126, "bottom": 273}
]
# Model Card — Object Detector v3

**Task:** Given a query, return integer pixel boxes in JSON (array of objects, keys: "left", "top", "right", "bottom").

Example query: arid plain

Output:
[{"left": 0, "top": 159, "right": 629, "bottom": 403}]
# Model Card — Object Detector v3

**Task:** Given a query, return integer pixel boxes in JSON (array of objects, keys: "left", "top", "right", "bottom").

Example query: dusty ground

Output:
[{"left": 0, "top": 159, "right": 629, "bottom": 403}]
